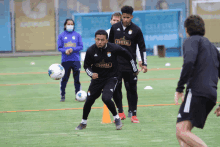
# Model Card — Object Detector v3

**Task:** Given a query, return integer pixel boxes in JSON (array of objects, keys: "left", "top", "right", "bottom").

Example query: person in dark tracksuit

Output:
[
  {"left": 58, "top": 19, "right": 83, "bottom": 102},
  {"left": 109, "top": 6, "right": 147, "bottom": 123},
  {"left": 175, "top": 15, "right": 220, "bottom": 147},
  {"left": 75, "top": 30, "right": 138, "bottom": 130},
  {"left": 106, "top": 12, "right": 142, "bottom": 121}
]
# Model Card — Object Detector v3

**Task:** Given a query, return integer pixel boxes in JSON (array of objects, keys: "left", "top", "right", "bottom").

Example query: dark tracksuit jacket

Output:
[
  {"left": 84, "top": 42, "right": 138, "bottom": 80},
  {"left": 108, "top": 21, "right": 147, "bottom": 71},
  {"left": 176, "top": 35, "right": 220, "bottom": 103}
]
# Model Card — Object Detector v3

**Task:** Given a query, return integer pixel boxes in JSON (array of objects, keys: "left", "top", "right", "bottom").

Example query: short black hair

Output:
[
  {"left": 121, "top": 6, "right": 133, "bottom": 15},
  {"left": 64, "top": 19, "right": 75, "bottom": 31},
  {"left": 95, "top": 30, "right": 108, "bottom": 39},
  {"left": 184, "top": 15, "right": 205, "bottom": 36},
  {"left": 111, "top": 12, "right": 121, "bottom": 20}
]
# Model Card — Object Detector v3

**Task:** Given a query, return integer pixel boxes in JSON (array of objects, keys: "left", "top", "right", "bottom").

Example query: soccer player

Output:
[
  {"left": 109, "top": 6, "right": 147, "bottom": 123},
  {"left": 106, "top": 12, "right": 142, "bottom": 120},
  {"left": 75, "top": 30, "right": 138, "bottom": 130},
  {"left": 175, "top": 15, "right": 220, "bottom": 147},
  {"left": 58, "top": 19, "right": 83, "bottom": 102}
]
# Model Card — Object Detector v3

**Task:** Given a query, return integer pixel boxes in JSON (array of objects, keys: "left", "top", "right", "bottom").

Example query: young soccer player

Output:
[
  {"left": 106, "top": 12, "right": 143, "bottom": 119},
  {"left": 75, "top": 30, "right": 138, "bottom": 130},
  {"left": 109, "top": 6, "right": 147, "bottom": 123},
  {"left": 175, "top": 15, "right": 220, "bottom": 147}
]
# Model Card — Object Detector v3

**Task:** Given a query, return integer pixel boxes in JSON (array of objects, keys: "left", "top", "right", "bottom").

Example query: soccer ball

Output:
[
  {"left": 48, "top": 64, "right": 65, "bottom": 80},
  {"left": 76, "top": 90, "right": 87, "bottom": 102}
]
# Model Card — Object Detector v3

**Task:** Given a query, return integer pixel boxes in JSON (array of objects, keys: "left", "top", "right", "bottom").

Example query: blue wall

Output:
[
  {"left": 145, "top": 0, "right": 186, "bottom": 38},
  {"left": 0, "top": 0, "right": 12, "bottom": 52},
  {"left": 74, "top": 9, "right": 182, "bottom": 57}
]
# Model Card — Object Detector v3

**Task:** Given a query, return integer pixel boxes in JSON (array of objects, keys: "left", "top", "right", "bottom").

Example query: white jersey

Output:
[{"left": 106, "top": 28, "right": 142, "bottom": 62}]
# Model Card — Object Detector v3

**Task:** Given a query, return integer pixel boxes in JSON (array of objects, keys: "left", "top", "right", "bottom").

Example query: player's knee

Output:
[
  {"left": 85, "top": 97, "right": 95, "bottom": 105},
  {"left": 75, "top": 81, "right": 80, "bottom": 84},
  {"left": 62, "top": 78, "right": 68, "bottom": 81},
  {"left": 125, "top": 82, "right": 129, "bottom": 88},
  {"left": 102, "top": 95, "right": 111, "bottom": 104},
  {"left": 176, "top": 123, "right": 185, "bottom": 139},
  {"left": 130, "top": 89, "right": 137, "bottom": 95}
]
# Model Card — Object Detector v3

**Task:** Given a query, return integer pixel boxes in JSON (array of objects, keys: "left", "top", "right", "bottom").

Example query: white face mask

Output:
[{"left": 66, "top": 25, "right": 74, "bottom": 32}]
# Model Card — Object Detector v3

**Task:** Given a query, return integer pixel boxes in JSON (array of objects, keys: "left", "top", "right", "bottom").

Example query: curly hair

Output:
[
  {"left": 121, "top": 5, "right": 133, "bottom": 15},
  {"left": 184, "top": 15, "right": 205, "bottom": 36}
]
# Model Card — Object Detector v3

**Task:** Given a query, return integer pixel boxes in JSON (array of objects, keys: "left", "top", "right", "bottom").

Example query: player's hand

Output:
[
  {"left": 141, "top": 66, "right": 147, "bottom": 73},
  {"left": 174, "top": 92, "right": 184, "bottom": 105},
  {"left": 92, "top": 73, "right": 98, "bottom": 79},
  {"left": 65, "top": 49, "right": 70, "bottom": 55},
  {"left": 69, "top": 48, "right": 73, "bottom": 53},
  {"left": 138, "top": 61, "right": 142, "bottom": 68},
  {"left": 214, "top": 106, "right": 220, "bottom": 117},
  {"left": 133, "top": 71, "right": 139, "bottom": 76}
]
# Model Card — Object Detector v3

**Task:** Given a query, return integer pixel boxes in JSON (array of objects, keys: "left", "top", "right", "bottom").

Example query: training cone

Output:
[{"left": 101, "top": 104, "right": 112, "bottom": 124}]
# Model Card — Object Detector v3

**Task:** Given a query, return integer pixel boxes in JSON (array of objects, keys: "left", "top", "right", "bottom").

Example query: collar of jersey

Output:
[
  {"left": 65, "top": 30, "right": 75, "bottom": 33},
  {"left": 103, "top": 44, "right": 107, "bottom": 49},
  {"left": 121, "top": 21, "right": 131, "bottom": 29},
  {"left": 96, "top": 44, "right": 107, "bottom": 50}
]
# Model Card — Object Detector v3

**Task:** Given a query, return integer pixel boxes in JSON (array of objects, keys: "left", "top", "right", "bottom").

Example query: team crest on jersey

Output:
[
  {"left": 128, "top": 30, "right": 132, "bottom": 35},
  {"left": 88, "top": 91, "right": 90, "bottom": 96},
  {"left": 72, "top": 36, "right": 75, "bottom": 40},
  {"left": 64, "top": 37, "right": 67, "bottom": 39},
  {"left": 107, "top": 52, "right": 111, "bottom": 57}
]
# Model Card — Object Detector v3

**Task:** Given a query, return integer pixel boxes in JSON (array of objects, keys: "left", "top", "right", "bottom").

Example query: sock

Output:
[
  {"left": 118, "top": 108, "right": 124, "bottom": 113},
  {"left": 133, "top": 110, "right": 137, "bottom": 116},
  {"left": 113, "top": 114, "right": 120, "bottom": 120},
  {"left": 81, "top": 119, "right": 87, "bottom": 124}
]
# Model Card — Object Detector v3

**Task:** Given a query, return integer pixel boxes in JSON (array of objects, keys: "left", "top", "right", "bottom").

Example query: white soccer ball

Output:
[
  {"left": 76, "top": 90, "right": 87, "bottom": 102},
  {"left": 48, "top": 64, "right": 65, "bottom": 80}
]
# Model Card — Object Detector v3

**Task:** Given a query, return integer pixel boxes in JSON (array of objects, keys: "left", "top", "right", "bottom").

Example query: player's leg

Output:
[
  {"left": 113, "top": 71, "right": 126, "bottom": 120},
  {"left": 102, "top": 77, "right": 123, "bottom": 130},
  {"left": 176, "top": 89, "right": 215, "bottom": 146},
  {"left": 176, "top": 121, "right": 207, "bottom": 147},
  {"left": 72, "top": 61, "right": 81, "bottom": 95},
  {"left": 123, "top": 71, "right": 139, "bottom": 123},
  {"left": 75, "top": 79, "right": 103, "bottom": 130},
  {"left": 124, "top": 81, "right": 133, "bottom": 117},
  {"left": 60, "top": 61, "right": 71, "bottom": 102}
]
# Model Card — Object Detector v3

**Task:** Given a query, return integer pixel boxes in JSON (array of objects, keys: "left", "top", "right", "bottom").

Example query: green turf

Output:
[{"left": 0, "top": 56, "right": 219, "bottom": 147}]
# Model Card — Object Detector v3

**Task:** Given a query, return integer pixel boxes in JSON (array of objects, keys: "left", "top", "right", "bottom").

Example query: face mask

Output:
[{"left": 66, "top": 25, "right": 74, "bottom": 32}]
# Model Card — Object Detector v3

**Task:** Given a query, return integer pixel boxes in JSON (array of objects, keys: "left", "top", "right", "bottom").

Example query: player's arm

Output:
[
  {"left": 108, "top": 26, "right": 114, "bottom": 43},
  {"left": 72, "top": 34, "right": 83, "bottom": 52},
  {"left": 136, "top": 45, "right": 142, "bottom": 67},
  {"left": 57, "top": 34, "right": 67, "bottom": 53},
  {"left": 136, "top": 29, "right": 147, "bottom": 67},
  {"left": 84, "top": 49, "right": 94, "bottom": 78},
  {"left": 176, "top": 38, "right": 199, "bottom": 93},
  {"left": 116, "top": 45, "right": 138, "bottom": 74}
]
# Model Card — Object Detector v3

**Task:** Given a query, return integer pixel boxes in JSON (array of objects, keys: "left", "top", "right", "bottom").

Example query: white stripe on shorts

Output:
[{"left": 184, "top": 89, "right": 192, "bottom": 113}]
